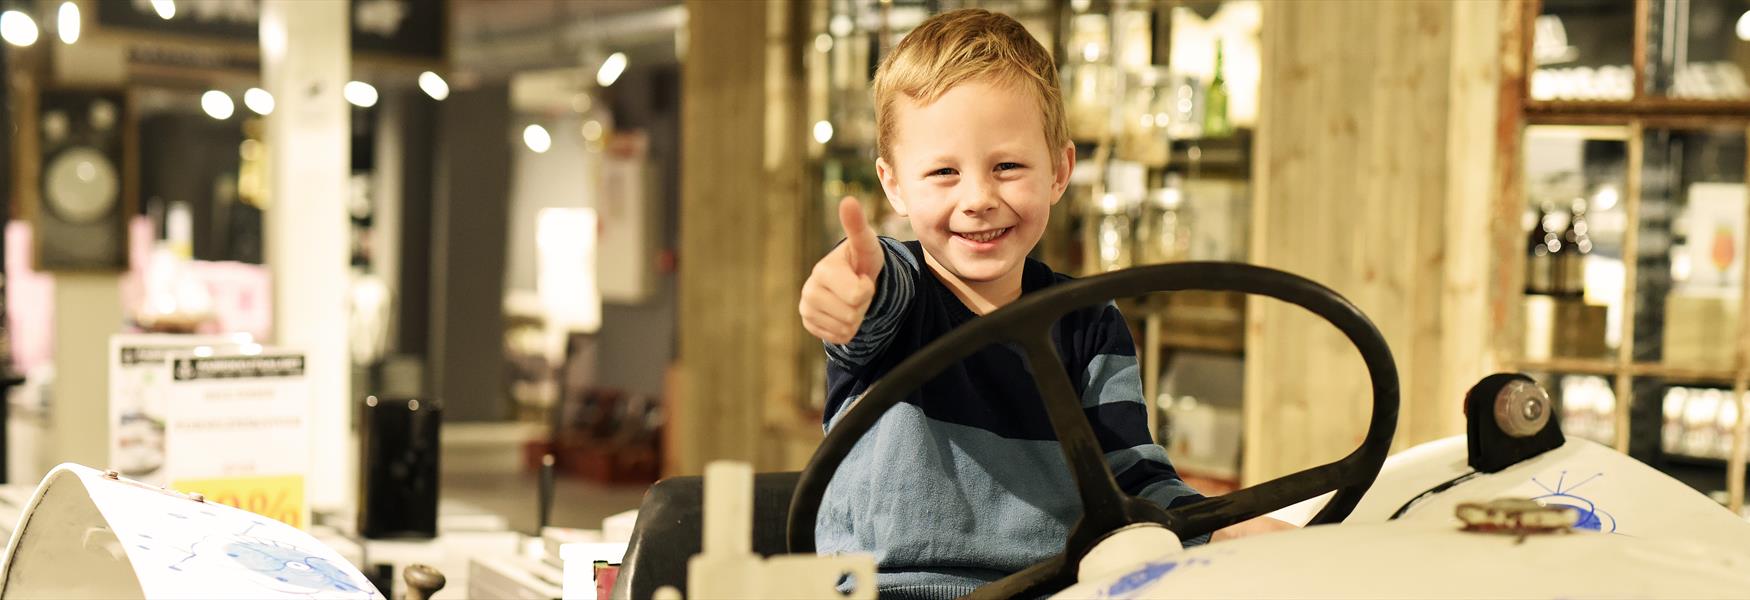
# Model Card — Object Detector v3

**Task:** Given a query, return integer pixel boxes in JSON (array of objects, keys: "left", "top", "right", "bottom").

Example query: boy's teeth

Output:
[{"left": 963, "top": 228, "right": 1005, "bottom": 242}]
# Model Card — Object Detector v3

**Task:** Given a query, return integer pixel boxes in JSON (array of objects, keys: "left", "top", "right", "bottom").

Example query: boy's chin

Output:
[{"left": 940, "top": 257, "right": 1023, "bottom": 284}]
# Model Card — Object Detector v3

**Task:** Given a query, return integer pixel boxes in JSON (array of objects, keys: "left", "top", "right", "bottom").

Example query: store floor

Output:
[{"left": 442, "top": 469, "right": 648, "bottom": 533}]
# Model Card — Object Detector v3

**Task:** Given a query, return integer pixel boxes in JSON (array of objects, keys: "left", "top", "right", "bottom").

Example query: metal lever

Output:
[{"left": 403, "top": 563, "right": 446, "bottom": 600}]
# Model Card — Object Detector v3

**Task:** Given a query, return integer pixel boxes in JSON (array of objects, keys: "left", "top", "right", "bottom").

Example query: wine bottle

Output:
[
  {"left": 1526, "top": 202, "right": 1554, "bottom": 295},
  {"left": 1558, "top": 197, "right": 1591, "bottom": 297},
  {"left": 1202, "top": 39, "right": 1232, "bottom": 138}
]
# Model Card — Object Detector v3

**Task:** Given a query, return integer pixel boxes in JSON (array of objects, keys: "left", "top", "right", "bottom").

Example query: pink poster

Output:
[{"left": 5, "top": 221, "right": 54, "bottom": 375}]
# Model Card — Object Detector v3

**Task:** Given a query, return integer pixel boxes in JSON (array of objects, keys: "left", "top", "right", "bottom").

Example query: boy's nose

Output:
[{"left": 958, "top": 178, "right": 1000, "bottom": 216}]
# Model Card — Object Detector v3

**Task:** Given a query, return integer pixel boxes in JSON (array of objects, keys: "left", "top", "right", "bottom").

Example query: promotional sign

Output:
[
  {"left": 162, "top": 352, "right": 311, "bottom": 529},
  {"left": 109, "top": 334, "right": 246, "bottom": 485}
]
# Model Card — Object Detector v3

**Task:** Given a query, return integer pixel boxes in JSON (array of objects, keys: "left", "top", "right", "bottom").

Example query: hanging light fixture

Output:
[
  {"left": 596, "top": 52, "right": 627, "bottom": 87},
  {"left": 343, "top": 81, "right": 378, "bottom": 108},
  {"left": 1, "top": 10, "right": 38, "bottom": 46},
  {"left": 201, "top": 90, "right": 235, "bottom": 120},
  {"left": 57, "top": 1, "right": 77, "bottom": 44},
  {"left": 243, "top": 88, "right": 274, "bottom": 116},
  {"left": 523, "top": 124, "right": 552, "bottom": 153},
  {"left": 418, "top": 71, "right": 449, "bottom": 101}
]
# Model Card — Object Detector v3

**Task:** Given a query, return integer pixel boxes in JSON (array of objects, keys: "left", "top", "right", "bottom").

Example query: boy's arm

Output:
[
  {"left": 1080, "top": 303, "right": 1212, "bottom": 545},
  {"left": 823, "top": 236, "right": 919, "bottom": 370}
]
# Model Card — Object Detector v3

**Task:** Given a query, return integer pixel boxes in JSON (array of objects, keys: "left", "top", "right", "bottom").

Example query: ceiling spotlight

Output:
[
  {"left": 813, "top": 120, "right": 834, "bottom": 144},
  {"left": 581, "top": 119, "right": 604, "bottom": 142},
  {"left": 829, "top": 15, "right": 853, "bottom": 37},
  {"left": 201, "top": 90, "right": 235, "bottom": 120},
  {"left": 523, "top": 124, "right": 552, "bottom": 154},
  {"left": 243, "top": 88, "right": 274, "bottom": 115},
  {"left": 418, "top": 71, "right": 449, "bottom": 101},
  {"left": 596, "top": 52, "right": 627, "bottom": 87},
  {"left": 343, "top": 81, "right": 378, "bottom": 108},
  {"left": 1737, "top": 10, "right": 1750, "bottom": 42},
  {"left": 57, "top": 2, "right": 78, "bottom": 44},
  {"left": 1, "top": 11, "right": 38, "bottom": 46},
  {"left": 151, "top": 0, "right": 175, "bottom": 20}
]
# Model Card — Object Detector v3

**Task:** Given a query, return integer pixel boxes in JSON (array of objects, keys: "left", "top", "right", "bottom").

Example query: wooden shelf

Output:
[
  {"left": 1511, "top": 358, "right": 1739, "bottom": 385},
  {"left": 1160, "top": 330, "right": 1245, "bottom": 356},
  {"left": 1119, "top": 291, "right": 1247, "bottom": 356},
  {"left": 1525, "top": 99, "right": 1750, "bottom": 120},
  {"left": 1511, "top": 357, "right": 1620, "bottom": 377}
]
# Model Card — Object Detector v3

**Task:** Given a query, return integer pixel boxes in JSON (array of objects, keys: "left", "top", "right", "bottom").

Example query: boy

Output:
[{"left": 798, "top": 9, "right": 1289, "bottom": 598}]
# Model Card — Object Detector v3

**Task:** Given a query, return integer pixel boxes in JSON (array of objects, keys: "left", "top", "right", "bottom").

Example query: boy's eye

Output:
[
  {"left": 927, "top": 168, "right": 958, "bottom": 177},
  {"left": 995, "top": 162, "right": 1024, "bottom": 171}
]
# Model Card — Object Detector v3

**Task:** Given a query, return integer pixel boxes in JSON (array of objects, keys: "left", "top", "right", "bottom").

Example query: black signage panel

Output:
[{"left": 94, "top": 0, "right": 446, "bottom": 62}]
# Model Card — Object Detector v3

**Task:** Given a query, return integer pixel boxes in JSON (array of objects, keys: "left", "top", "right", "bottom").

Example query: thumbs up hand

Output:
[{"left": 800, "top": 198, "right": 886, "bottom": 345}]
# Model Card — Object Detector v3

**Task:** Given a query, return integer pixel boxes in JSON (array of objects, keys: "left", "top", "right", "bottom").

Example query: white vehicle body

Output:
[{"left": 1057, "top": 436, "right": 1750, "bottom": 599}]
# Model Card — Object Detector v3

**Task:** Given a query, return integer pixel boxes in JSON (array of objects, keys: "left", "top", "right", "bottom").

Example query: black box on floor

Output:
[{"left": 358, "top": 396, "right": 442, "bottom": 539}]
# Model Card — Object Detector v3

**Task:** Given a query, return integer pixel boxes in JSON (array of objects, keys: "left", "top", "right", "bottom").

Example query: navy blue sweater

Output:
[{"left": 817, "top": 238, "right": 1206, "bottom": 598}]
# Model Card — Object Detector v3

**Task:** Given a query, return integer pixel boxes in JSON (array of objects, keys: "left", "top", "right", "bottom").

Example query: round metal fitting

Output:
[{"left": 1494, "top": 379, "right": 1551, "bottom": 438}]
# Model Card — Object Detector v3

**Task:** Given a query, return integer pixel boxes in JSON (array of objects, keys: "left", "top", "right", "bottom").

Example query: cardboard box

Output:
[{"left": 1663, "top": 291, "right": 1738, "bottom": 371}]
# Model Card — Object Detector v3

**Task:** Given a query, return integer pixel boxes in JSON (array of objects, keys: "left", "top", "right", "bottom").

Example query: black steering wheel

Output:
[{"left": 785, "top": 262, "right": 1400, "bottom": 599}]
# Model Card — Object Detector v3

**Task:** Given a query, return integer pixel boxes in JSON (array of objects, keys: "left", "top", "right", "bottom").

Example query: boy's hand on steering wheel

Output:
[
  {"left": 1211, "top": 516, "right": 1299, "bottom": 543},
  {"left": 801, "top": 197, "right": 886, "bottom": 345}
]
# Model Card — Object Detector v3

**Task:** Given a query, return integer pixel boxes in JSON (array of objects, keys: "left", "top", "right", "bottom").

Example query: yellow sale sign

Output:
[{"left": 172, "top": 474, "right": 307, "bottom": 529}]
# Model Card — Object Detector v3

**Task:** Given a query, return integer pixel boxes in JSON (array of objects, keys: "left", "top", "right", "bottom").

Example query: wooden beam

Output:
[
  {"left": 676, "top": 0, "right": 821, "bottom": 476},
  {"left": 1246, "top": 0, "right": 1501, "bottom": 484},
  {"left": 676, "top": 0, "right": 773, "bottom": 475}
]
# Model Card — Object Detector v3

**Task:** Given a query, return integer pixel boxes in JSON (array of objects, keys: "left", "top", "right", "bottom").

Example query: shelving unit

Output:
[{"left": 1494, "top": 0, "right": 1750, "bottom": 512}]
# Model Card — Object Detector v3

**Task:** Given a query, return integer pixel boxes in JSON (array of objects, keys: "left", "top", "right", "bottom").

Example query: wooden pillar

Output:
[
  {"left": 1244, "top": 0, "right": 1502, "bottom": 483},
  {"left": 675, "top": 0, "right": 818, "bottom": 476}
]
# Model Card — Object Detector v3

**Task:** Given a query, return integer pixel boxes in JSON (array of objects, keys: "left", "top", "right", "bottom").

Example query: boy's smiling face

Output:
[{"left": 877, "top": 77, "right": 1074, "bottom": 304}]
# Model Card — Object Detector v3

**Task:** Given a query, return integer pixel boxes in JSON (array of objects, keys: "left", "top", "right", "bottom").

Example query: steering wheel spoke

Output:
[
  {"left": 964, "top": 552, "right": 1073, "bottom": 600},
  {"left": 1019, "top": 333, "right": 1131, "bottom": 534}
]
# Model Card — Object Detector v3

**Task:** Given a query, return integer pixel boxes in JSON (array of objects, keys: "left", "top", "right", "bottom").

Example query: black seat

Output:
[{"left": 611, "top": 471, "right": 803, "bottom": 600}]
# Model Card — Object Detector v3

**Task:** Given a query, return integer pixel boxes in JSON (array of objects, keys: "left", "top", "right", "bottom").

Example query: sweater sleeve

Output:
[{"left": 822, "top": 236, "right": 919, "bottom": 371}]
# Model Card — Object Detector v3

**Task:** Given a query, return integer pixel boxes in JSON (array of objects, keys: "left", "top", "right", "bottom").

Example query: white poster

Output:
[
  {"left": 162, "top": 352, "right": 311, "bottom": 530},
  {"left": 598, "top": 131, "right": 655, "bottom": 303},
  {"left": 109, "top": 334, "right": 247, "bottom": 485},
  {"left": 1682, "top": 182, "right": 1748, "bottom": 292}
]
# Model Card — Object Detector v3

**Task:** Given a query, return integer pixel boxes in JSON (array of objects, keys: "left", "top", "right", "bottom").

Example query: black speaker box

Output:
[
  {"left": 358, "top": 396, "right": 442, "bottom": 539},
  {"left": 34, "top": 87, "right": 131, "bottom": 271}
]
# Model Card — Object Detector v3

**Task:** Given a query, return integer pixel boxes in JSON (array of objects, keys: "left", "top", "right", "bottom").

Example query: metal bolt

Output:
[
  {"left": 189, "top": 492, "right": 205, "bottom": 503},
  {"left": 103, "top": 470, "right": 119, "bottom": 480}
]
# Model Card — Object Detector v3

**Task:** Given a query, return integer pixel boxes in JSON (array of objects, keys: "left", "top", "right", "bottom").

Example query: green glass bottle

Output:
[{"left": 1202, "top": 39, "right": 1232, "bottom": 138}]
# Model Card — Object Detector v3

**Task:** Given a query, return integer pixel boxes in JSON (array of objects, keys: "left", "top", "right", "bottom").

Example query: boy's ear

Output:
[
  {"left": 1050, "top": 143, "right": 1075, "bottom": 205},
  {"left": 876, "top": 156, "right": 909, "bottom": 216}
]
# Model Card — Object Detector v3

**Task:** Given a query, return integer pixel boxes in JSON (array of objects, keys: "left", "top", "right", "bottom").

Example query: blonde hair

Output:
[{"left": 873, "top": 9, "right": 1069, "bottom": 172}]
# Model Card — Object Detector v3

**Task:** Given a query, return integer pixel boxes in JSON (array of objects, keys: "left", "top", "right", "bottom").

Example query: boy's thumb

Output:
[{"left": 839, "top": 197, "right": 881, "bottom": 276}]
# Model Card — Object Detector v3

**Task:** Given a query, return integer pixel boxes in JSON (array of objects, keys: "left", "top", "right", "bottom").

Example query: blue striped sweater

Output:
[{"left": 818, "top": 238, "right": 1206, "bottom": 598}]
